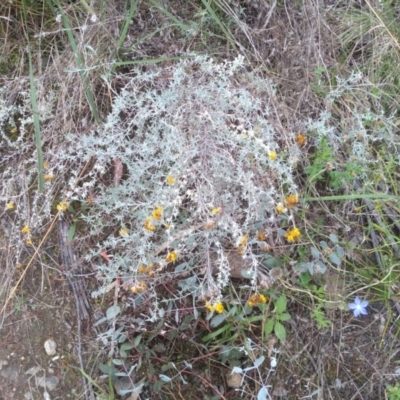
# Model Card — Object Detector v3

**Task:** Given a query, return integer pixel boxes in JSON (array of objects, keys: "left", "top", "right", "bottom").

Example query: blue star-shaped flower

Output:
[{"left": 348, "top": 296, "right": 369, "bottom": 317}]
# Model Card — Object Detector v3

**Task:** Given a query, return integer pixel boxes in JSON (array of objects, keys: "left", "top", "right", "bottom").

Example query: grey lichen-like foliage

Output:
[{"left": 56, "top": 55, "right": 296, "bottom": 304}]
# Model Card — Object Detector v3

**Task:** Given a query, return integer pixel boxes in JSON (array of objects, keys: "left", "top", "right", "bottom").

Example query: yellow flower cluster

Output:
[
  {"left": 248, "top": 294, "right": 267, "bottom": 307},
  {"left": 6, "top": 202, "right": 14, "bottom": 210},
  {"left": 138, "top": 263, "right": 155, "bottom": 276},
  {"left": 211, "top": 207, "right": 220, "bottom": 215},
  {"left": 237, "top": 235, "right": 248, "bottom": 255},
  {"left": 151, "top": 206, "right": 163, "bottom": 221},
  {"left": 268, "top": 151, "right": 277, "bottom": 160},
  {"left": 119, "top": 228, "right": 129, "bottom": 236},
  {"left": 285, "top": 227, "right": 301, "bottom": 243},
  {"left": 276, "top": 203, "right": 286, "bottom": 214},
  {"left": 166, "top": 176, "right": 176, "bottom": 185},
  {"left": 144, "top": 217, "right": 156, "bottom": 232},
  {"left": 44, "top": 174, "right": 54, "bottom": 181},
  {"left": 21, "top": 225, "right": 32, "bottom": 245},
  {"left": 165, "top": 251, "right": 178, "bottom": 263},
  {"left": 21, "top": 225, "right": 31, "bottom": 235},
  {"left": 144, "top": 206, "right": 163, "bottom": 232},
  {"left": 295, "top": 133, "right": 307, "bottom": 146},
  {"left": 257, "top": 229, "right": 266, "bottom": 241},
  {"left": 283, "top": 194, "right": 298, "bottom": 209},
  {"left": 205, "top": 301, "right": 224, "bottom": 314},
  {"left": 130, "top": 281, "right": 147, "bottom": 294},
  {"left": 57, "top": 201, "right": 69, "bottom": 212}
]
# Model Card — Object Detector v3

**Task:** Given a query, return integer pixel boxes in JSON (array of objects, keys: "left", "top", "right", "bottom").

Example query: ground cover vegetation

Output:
[{"left": 1, "top": 0, "right": 400, "bottom": 399}]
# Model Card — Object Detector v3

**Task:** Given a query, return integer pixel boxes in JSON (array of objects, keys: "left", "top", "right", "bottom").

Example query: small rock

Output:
[
  {"left": 45, "top": 376, "right": 59, "bottom": 391},
  {"left": 114, "top": 377, "right": 134, "bottom": 396},
  {"left": 0, "top": 365, "right": 19, "bottom": 381},
  {"left": 37, "top": 375, "right": 59, "bottom": 392},
  {"left": 44, "top": 339, "right": 57, "bottom": 356},
  {"left": 226, "top": 372, "right": 242, "bottom": 388}
]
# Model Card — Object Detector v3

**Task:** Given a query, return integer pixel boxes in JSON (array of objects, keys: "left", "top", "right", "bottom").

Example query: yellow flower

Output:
[
  {"left": 44, "top": 174, "right": 54, "bottom": 181},
  {"left": 165, "top": 251, "right": 178, "bottom": 263},
  {"left": 164, "top": 223, "right": 171, "bottom": 229},
  {"left": 6, "top": 202, "right": 14, "bottom": 210},
  {"left": 276, "top": 203, "right": 285, "bottom": 214},
  {"left": 283, "top": 194, "right": 298, "bottom": 209},
  {"left": 211, "top": 208, "right": 220, "bottom": 215},
  {"left": 138, "top": 265, "right": 147, "bottom": 274},
  {"left": 295, "top": 133, "right": 307, "bottom": 146},
  {"left": 166, "top": 176, "right": 176, "bottom": 185},
  {"left": 25, "top": 238, "right": 32, "bottom": 245},
  {"left": 237, "top": 246, "right": 246, "bottom": 255},
  {"left": 268, "top": 151, "right": 277, "bottom": 160},
  {"left": 21, "top": 225, "right": 31, "bottom": 235},
  {"left": 144, "top": 217, "right": 156, "bottom": 232},
  {"left": 214, "top": 302, "right": 224, "bottom": 314},
  {"left": 205, "top": 301, "right": 214, "bottom": 312},
  {"left": 239, "top": 235, "right": 248, "bottom": 246},
  {"left": 130, "top": 281, "right": 147, "bottom": 294},
  {"left": 57, "top": 201, "right": 69, "bottom": 212},
  {"left": 43, "top": 161, "right": 49, "bottom": 169},
  {"left": 119, "top": 228, "right": 129, "bottom": 237},
  {"left": 257, "top": 229, "right": 266, "bottom": 241},
  {"left": 151, "top": 206, "right": 163, "bottom": 221},
  {"left": 248, "top": 294, "right": 268, "bottom": 307},
  {"left": 285, "top": 227, "right": 301, "bottom": 243}
]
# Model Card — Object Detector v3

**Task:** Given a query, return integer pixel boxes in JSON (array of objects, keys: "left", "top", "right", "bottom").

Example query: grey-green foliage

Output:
[
  {"left": 296, "top": 233, "right": 344, "bottom": 275},
  {"left": 54, "top": 55, "right": 298, "bottom": 306}
]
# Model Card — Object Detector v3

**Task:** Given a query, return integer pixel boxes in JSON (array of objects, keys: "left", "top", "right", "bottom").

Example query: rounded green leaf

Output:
[
  {"left": 274, "top": 321, "right": 286, "bottom": 341},
  {"left": 264, "top": 318, "right": 274, "bottom": 335}
]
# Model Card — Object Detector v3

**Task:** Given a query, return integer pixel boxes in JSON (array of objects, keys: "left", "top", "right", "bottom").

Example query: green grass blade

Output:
[
  {"left": 304, "top": 194, "right": 399, "bottom": 202},
  {"left": 51, "top": 0, "right": 100, "bottom": 124},
  {"left": 28, "top": 50, "right": 44, "bottom": 192},
  {"left": 147, "top": 0, "right": 191, "bottom": 33},
  {"left": 22, "top": 0, "right": 44, "bottom": 192},
  {"left": 201, "top": 0, "right": 238, "bottom": 52},
  {"left": 117, "top": 0, "right": 140, "bottom": 53}
]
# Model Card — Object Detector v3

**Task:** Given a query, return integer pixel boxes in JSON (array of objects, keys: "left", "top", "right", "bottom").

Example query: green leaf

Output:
[
  {"left": 329, "top": 233, "right": 339, "bottom": 244},
  {"left": 98, "top": 363, "right": 117, "bottom": 377},
  {"left": 202, "top": 323, "right": 233, "bottom": 342},
  {"left": 262, "top": 256, "right": 284, "bottom": 268},
  {"left": 67, "top": 222, "right": 76, "bottom": 242},
  {"left": 241, "top": 269, "right": 254, "bottom": 279},
  {"left": 279, "top": 312, "right": 292, "bottom": 322},
  {"left": 264, "top": 319, "right": 274, "bottom": 335},
  {"left": 274, "top": 321, "right": 286, "bottom": 342},
  {"left": 159, "top": 374, "right": 172, "bottom": 383},
  {"left": 112, "top": 359, "right": 123, "bottom": 365},
  {"left": 133, "top": 334, "right": 142, "bottom": 347},
  {"left": 329, "top": 252, "right": 341, "bottom": 266},
  {"left": 274, "top": 295, "right": 287, "bottom": 314},
  {"left": 180, "top": 315, "right": 194, "bottom": 330},
  {"left": 311, "top": 246, "right": 320, "bottom": 259},
  {"left": 106, "top": 305, "right": 121, "bottom": 319},
  {"left": 210, "top": 313, "right": 227, "bottom": 328}
]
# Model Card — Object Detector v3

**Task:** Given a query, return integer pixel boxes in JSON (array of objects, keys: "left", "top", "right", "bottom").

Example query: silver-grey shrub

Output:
[{"left": 54, "top": 55, "right": 299, "bottom": 312}]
